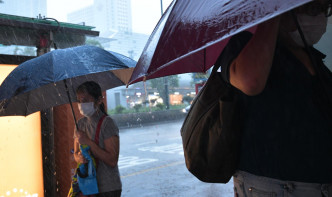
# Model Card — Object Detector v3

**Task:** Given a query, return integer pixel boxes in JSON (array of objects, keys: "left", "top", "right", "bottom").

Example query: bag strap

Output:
[
  {"left": 93, "top": 115, "right": 107, "bottom": 167},
  {"left": 94, "top": 115, "right": 107, "bottom": 145}
]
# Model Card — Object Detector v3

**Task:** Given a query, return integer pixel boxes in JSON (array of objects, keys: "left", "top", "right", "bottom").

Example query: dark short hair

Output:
[
  {"left": 76, "top": 81, "right": 102, "bottom": 101},
  {"left": 76, "top": 81, "right": 108, "bottom": 115}
]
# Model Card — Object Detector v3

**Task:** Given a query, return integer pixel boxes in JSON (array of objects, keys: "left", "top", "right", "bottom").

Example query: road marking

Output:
[
  {"left": 118, "top": 155, "right": 158, "bottom": 169},
  {"left": 168, "top": 136, "right": 182, "bottom": 140},
  {"left": 134, "top": 141, "right": 156, "bottom": 146},
  {"left": 121, "top": 160, "right": 185, "bottom": 178},
  {"left": 138, "top": 143, "right": 183, "bottom": 155}
]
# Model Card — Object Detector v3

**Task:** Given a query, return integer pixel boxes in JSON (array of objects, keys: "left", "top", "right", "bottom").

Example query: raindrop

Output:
[
  {"left": 54, "top": 171, "right": 56, "bottom": 175},
  {"left": 19, "top": 189, "right": 23, "bottom": 193},
  {"left": 13, "top": 188, "right": 17, "bottom": 193},
  {"left": 45, "top": 156, "right": 48, "bottom": 160},
  {"left": 58, "top": 93, "right": 61, "bottom": 96},
  {"left": 6, "top": 191, "right": 10, "bottom": 196}
]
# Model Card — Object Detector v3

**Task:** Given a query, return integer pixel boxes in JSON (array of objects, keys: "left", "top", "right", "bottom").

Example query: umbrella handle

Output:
[{"left": 64, "top": 79, "right": 79, "bottom": 130}]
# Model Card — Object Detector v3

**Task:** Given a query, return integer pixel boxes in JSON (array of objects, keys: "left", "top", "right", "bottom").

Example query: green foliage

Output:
[
  {"left": 114, "top": 105, "right": 125, "bottom": 114},
  {"left": 149, "top": 75, "right": 179, "bottom": 107},
  {"left": 85, "top": 39, "right": 104, "bottom": 49},
  {"left": 156, "top": 103, "right": 165, "bottom": 110},
  {"left": 22, "top": 47, "right": 36, "bottom": 56},
  {"left": 149, "top": 76, "right": 179, "bottom": 89},
  {"left": 13, "top": 46, "right": 36, "bottom": 56},
  {"left": 109, "top": 104, "right": 187, "bottom": 114},
  {"left": 191, "top": 72, "right": 210, "bottom": 86},
  {"left": 133, "top": 104, "right": 142, "bottom": 112},
  {"left": 168, "top": 75, "right": 179, "bottom": 87},
  {"left": 169, "top": 104, "right": 186, "bottom": 110},
  {"left": 182, "top": 95, "right": 193, "bottom": 104}
]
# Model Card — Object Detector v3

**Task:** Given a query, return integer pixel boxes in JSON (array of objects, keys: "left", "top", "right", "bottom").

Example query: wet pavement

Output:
[{"left": 118, "top": 119, "right": 234, "bottom": 197}]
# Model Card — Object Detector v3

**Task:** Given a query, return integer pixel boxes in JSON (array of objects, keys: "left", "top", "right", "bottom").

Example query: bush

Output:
[
  {"left": 156, "top": 103, "right": 165, "bottom": 110},
  {"left": 133, "top": 104, "right": 142, "bottom": 112},
  {"left": 114, "top": 105, "right": 125, "bottom": 114},
  {"left": 169, "top": 104, "right": 186, "bottom": 110},
  {"left": 182, "top": 95, "right": 194, "bottom": 104}
]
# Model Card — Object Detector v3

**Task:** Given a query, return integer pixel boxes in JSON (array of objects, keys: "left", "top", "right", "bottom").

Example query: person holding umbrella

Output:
[
  {"left": 73, "top": 81, "right": 122, "bottom": 197},
  {"left": 217, "top": 0, "right": 332, "bottom": 196}
]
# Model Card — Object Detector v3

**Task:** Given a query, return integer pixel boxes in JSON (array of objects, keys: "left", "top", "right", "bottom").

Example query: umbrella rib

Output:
[
  {"left": 24, "top": 91, "right": 31, "bottom": 116},
  {"left": 203, "top": 48, "right": 206, "bottom": 71}
]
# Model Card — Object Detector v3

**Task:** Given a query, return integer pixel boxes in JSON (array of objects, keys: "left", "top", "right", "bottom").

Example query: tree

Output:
[
  {"left": 13, "top": 46, "right": 36, "bottom": 56},
  {"left": 191, "top": 72, "right": 210, "bottom": 86},
  {"left": 13, "top": 46, "right": 22, "bottom": 55},
  {"left": 182, "top": 95, "right": 193, "bottom": 104},
  {"left": 148, "top": 75, "right": 179, "bottom": 107},
  {"left": 133, "top": 104, "right": 142, "bottom": 112},
  {"left": 22, "top": 47, "right": 36, "bottom": 56},
  {"left": 168, "top": 75, "right": 179, "bottom": 88},
  {"left": 85, "top": 39, "right": 104, "bottom": 49},
  {"left": 114, "top": 105, "right": 125, "bottom": 114}
]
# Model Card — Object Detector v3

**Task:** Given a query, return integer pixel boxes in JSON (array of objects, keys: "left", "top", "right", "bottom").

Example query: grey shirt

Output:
[{"left": 76, "top": 110, "right": 122, "bottom": 192}]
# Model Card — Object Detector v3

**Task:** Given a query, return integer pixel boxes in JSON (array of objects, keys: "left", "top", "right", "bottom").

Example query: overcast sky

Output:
[{"left": 47, "top": 0, "right": 173, "bottom": 35}]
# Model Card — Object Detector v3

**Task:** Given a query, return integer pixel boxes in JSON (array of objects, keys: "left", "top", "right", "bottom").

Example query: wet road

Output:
[{"left": 118, "top": 119, "right": 234, "bottom": 197}]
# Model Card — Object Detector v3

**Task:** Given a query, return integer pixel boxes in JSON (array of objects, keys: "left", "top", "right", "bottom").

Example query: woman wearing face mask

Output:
[
  {"left": 216, "top": 0, "right": 332, "bottom": 196},
  {"left": 74, "top": 81, "right": 122, "bottom": 197}
]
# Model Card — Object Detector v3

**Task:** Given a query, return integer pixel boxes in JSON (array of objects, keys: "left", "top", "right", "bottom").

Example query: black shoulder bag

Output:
[{"left": 180, "top": 59, "right": 243, "bottom": 183}]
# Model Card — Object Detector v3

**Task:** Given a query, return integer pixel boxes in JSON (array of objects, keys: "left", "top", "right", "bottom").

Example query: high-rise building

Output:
[
  {"left": 67, "top": 0, "right": 148, "bottom": 61},
  {"left": 0, "top": 0, "right": 47, "bottom": 18},
  {"left": 68, "top": 0, "right": 132, "bottom": 36}
]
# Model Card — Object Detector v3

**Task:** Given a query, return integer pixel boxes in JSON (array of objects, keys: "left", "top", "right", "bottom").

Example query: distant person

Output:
[
  {"left": 74, "top": 81, "right": 122, "bottom": 197},
  {"left": 218, "top": 0, "right": 332, "bottom": 196}
]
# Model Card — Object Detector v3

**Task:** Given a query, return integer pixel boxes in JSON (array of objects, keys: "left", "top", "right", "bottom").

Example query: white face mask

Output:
[
  {"left": 289, "top": 13, "right": 327, "bottom": 47},
  {"left": 78, "top": 102, "right": 96, "bottom": 117}
]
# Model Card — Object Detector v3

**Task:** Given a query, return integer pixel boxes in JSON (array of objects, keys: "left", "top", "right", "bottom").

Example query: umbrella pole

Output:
[{"left": 63, "top": 79, "right": 79, "bottom": 130}]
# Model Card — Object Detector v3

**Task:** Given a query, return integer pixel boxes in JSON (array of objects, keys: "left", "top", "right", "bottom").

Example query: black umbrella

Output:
[{"left": 0, "top": 45, "right": 136, "bottom": 127}]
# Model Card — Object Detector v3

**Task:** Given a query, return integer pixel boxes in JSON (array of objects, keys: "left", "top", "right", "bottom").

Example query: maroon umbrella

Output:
[{"left": 129, "top": 0, "right": 312, "bottom": 84}]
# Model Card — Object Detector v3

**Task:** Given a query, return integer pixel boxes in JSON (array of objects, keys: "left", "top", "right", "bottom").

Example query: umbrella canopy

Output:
[
  {"left": 0, "top": 45, "right": 136, "bottom": 116},
  {"left": 128, "top": 0, "right": 312, "bottom": 84}
]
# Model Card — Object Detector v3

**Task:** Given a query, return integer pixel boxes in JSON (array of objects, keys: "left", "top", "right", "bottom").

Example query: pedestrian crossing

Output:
[
  {"left": 119, "top": 143, "right": 183, "bottom": 169},
  {"left": 118, "top": 155, "right": 157, "bottom": 169},
  {"left": 138, "top": 143, "right": 183, "bottom": 155}
]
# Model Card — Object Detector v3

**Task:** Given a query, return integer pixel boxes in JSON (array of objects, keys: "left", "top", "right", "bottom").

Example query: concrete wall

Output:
[{"left": 111, "top": 109, "right": 187, "bottom": 129}]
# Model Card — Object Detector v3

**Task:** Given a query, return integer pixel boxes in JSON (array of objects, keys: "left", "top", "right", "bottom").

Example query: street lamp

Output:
[
  {"left": 160, "top": 0, "right": 170, "bottom": 109},
  {"left": 160, "top": 0, "right": 164, "bottom": 15}
]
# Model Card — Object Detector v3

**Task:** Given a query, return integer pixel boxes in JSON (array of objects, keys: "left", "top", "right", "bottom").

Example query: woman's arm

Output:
[
  {"left": 73, "top": 137, "right": 86, "bottom": 164},
  {"left": 88, "top": 136, "right": 119, "bottom": 168},
  {"left": 76, "top": 130, "right": 119, "bottom": 168},
  {"left": 229, "top": 17, "right": 280, "bottom": 96}
]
